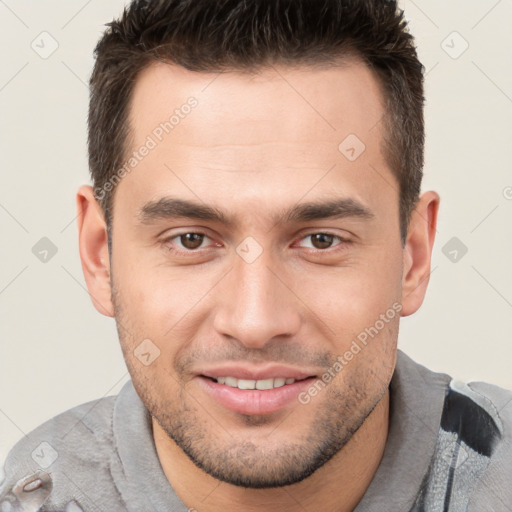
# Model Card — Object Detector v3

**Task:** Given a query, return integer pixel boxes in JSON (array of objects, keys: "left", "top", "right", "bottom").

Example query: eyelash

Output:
[{"left": 161, "top": 231, "right": 351, "bottom": 256}]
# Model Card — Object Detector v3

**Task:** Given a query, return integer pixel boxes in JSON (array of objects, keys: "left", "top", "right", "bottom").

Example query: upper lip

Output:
[{"left": 198, "top": 364, "right": 318, "bottom": 381}]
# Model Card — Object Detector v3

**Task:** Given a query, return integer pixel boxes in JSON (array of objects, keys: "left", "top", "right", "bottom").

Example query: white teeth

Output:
[
  {"left": 225, "top": 377, "right": 238, "bottom": 387},
  {"left": 214, "top": 376, "right": 297, "bottom": 389},
  {"left": 237, "top": 379, "right": 256, "bottom": 390},
  {"left": 256, "top": 378, "right": 274, "bottom": 390}
]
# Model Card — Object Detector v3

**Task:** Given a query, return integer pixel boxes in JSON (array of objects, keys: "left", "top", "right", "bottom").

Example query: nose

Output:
[{"left": 213, "top": 249, "right": 302, "bottom": 349}]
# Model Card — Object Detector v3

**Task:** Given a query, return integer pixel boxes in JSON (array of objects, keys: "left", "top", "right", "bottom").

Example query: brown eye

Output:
[
  {"left": 310, "top": 233, "right": 336, "bottom": 249},
  {"left": 179, "top": 233, "right": 205, "bottom": 249},
  {"left": 295, "top": 232, "right": 349, "bottom": 252}
]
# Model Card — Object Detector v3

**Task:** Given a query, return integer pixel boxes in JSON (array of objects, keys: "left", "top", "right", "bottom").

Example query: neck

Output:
[{"left": 153, "top": 389, "right": 389, "bottom": 512}]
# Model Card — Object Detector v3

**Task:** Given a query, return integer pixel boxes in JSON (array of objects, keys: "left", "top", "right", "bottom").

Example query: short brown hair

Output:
[{"left": 88, "top": 0, "right": 425, "bottom": 247}]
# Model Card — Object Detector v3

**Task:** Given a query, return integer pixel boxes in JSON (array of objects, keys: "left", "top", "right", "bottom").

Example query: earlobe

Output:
[
  {"left": 400, "top": 191, "right": 440, "bottom": 317},
  {"left": 76, "top": 185, "right": 115, "bottom": 317}
]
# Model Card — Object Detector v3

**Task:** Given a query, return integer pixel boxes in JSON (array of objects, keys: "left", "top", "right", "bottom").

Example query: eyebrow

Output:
[{"left": 137, "top": 196, "right": 375, "bottom": 226}]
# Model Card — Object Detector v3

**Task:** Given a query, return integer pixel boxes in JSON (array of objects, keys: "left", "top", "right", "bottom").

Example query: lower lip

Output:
[{"left": 197, "top": 376, "right": 317, "bottom": 415}]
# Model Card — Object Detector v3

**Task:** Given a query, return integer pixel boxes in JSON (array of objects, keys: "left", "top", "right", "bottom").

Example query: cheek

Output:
[
  {"left": 114, "top": 249, "right": 193, "bottom": 318},
  {"left": 296, "top": 249, "right": 402, "bottom": 352},
  {"left": 112, "top": 257, "right": 218, "bottom": 358}
]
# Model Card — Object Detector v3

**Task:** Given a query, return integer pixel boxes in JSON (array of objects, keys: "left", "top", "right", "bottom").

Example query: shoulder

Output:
[
  {"left": 465, "top": 379, "right": 512, "bottom": 509},
  {"left": 467, "top": 379, "right": 512, "bottom": 422},
  {"left": 443, "top": 379, "right": 510, "bottom": 454},
  {"left": 413, "top": 375, "right": 512, "bottom": 510},
  {"left": 394, "top": 351, "right": 512, "bottom": 509},
  {"left": 0, "top": 393, "right": 118, "bottom": 511}
]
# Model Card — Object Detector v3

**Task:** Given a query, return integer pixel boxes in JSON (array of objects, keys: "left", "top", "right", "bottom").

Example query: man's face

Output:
[{"left": 110, "top": 60, "right": 404, "bottom": 487}]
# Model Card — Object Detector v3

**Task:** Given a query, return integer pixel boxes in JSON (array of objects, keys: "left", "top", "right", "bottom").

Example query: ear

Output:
[
  {"left": 401, "top": 190, "right": 440, "bottom": 317},
  {"left": 76, "top": 185, "right": 114, "bottom": 317}
]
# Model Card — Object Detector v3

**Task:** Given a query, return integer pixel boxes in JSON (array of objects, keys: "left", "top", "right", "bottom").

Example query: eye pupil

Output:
[
  {"left": 181, "top": 233, "right": 204, "bottom": 249},
  {"left": 311, "top": 233, "right": 334, "bottom": 249}
]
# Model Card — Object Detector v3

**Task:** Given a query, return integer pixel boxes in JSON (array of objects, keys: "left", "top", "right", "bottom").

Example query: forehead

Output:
[
  {"left": 117, "top": 59, "right": 395, "bottom": 222},
  {"left": 128, "top": 58, "right": 385, "bottom": 143}
]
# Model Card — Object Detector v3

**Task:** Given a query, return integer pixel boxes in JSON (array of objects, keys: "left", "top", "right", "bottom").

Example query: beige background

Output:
[{"left": 1, "top": 0, "right": 511, "bottom": 465}]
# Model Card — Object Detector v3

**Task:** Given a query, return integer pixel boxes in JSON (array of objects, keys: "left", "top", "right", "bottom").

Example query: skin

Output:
[{"left": 76, "top": 59, "right": 439, "bottom": 512}]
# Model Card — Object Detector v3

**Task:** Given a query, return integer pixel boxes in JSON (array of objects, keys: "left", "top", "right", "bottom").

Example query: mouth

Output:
[
  {"left": 201, "top": 374, "right": 312, "bottom": 390},
  {"left": 197, "top": 374, "right": 318, "bottom": 415}
]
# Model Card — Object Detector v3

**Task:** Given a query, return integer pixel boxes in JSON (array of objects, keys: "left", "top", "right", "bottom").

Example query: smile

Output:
[
  {"left": 198, "top": 375, "right": 317, "bottom": 415},
  {"left": 211, "top": 376, "right": 301, "bottom": 390}
]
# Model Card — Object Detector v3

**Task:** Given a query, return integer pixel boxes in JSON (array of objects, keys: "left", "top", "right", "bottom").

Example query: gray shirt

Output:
[{"left": 1, "top": 350, "right": 511, "bottom": 511}]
